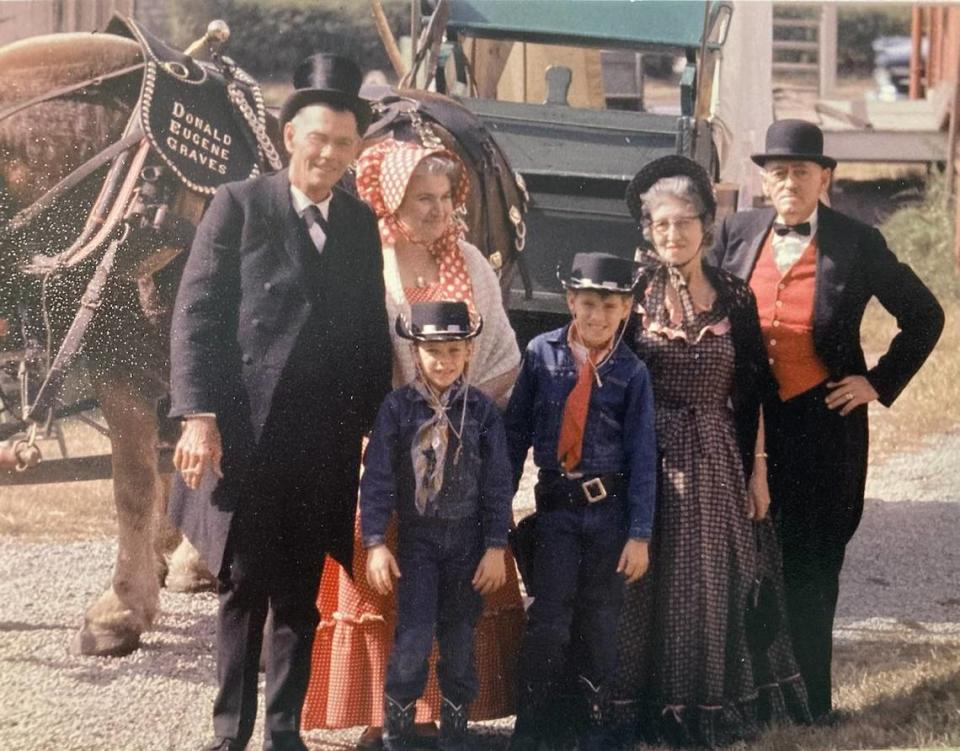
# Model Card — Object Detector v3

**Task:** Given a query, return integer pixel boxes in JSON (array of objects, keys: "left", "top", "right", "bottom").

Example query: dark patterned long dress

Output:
[{"left": 612, "top": 288, "right": 811, "bottom": 748}]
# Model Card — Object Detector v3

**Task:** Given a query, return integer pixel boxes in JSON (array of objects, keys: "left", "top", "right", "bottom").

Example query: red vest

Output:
[{"left": 750, "top": 231, "right": 830, "bottom": 400}]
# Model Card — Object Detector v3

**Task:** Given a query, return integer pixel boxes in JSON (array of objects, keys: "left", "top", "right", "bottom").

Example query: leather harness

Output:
[{"left": 3, "top": 15, "right": 272, "bottom": 429}]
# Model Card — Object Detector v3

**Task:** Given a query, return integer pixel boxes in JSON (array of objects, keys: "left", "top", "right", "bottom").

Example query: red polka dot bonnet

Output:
[{"left": 355, "top": 137, "right": 470, "bottom": 251}]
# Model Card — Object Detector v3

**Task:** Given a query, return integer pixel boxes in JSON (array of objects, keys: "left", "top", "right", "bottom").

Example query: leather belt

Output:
[{"left": 536, "top": 471, "right": 624, "bottom": 510}]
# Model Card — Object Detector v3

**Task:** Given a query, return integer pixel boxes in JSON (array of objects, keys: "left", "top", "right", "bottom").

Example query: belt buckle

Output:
[{"left": 581, "top": 477, "right": 607, "bottom": 504}]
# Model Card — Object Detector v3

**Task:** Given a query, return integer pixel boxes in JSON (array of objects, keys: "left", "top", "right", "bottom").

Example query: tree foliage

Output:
[{"left": 166, "top": 0, "right": 409, "bottom": 79}]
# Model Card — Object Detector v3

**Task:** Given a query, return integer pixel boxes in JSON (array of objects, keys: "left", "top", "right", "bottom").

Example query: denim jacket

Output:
[
  {"left": 503, "top": 325, "right": 657, "bottom": 540},
  {"left": 360, "top": 382, "right": 513, "bottom": 550}
]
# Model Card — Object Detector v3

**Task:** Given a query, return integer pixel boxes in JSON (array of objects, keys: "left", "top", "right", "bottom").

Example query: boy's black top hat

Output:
[
  {"left": 395, "top": 301, "right": 483, "bottom": 342},
  {"left": 560, "top": 252, "right": 637, "bottom": 294},
  {"left": 625, "top": 154, "right": 716, "bottom": 225},
  {"left": 751, "top": 119, "right": 837, "bottom": 169},
  {"left": 280, "top": 53, "right": 372, "bottom": 133}
]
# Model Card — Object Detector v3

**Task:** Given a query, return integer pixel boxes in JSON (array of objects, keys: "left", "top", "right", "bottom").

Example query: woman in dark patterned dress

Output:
[{"left": 611, "top": 156, "right": 812, "bottom": 748}]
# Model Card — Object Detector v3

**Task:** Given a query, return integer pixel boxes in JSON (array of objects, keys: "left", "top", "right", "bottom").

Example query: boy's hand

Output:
[
  {"left": 366, "top": 545, "right": 401, "bottom": 595},
  {"left": 617, "top": 539, "right": 649, "bottom": 584},
  {"left": 472, "top": 547, "right": 507, "bottom": 595}
]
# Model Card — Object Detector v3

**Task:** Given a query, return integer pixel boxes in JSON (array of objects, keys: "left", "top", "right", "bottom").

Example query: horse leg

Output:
[
  {"left": 153, "top": 471, "right": 177, "bottom": 584},
  {"left": 70, "top": 373, "right": 161, "bottom": 657},
  {"left": 151, "top": 426, "right": 215, "bottom": 591}
]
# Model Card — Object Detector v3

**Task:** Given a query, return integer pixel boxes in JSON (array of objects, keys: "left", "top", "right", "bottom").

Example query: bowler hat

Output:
[
  {"left": 559, "top": 252, "right": 637, "bottom": 294},
  {"left": 751, "top": 119, "right": 837, "bottom": 169},
  {"left": 395, "top": 301, "right": 483, "bottom": 342},
  {"left": 280, "top": 53, "right": 372, "bottom": 133},
  {"left": 625, "top": 155, "right": 716, "bottom": 225}
]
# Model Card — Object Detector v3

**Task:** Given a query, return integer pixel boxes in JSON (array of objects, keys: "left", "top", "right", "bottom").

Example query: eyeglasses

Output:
[{"left": 648, "top": 215, "right": 702, "bottom": 236}]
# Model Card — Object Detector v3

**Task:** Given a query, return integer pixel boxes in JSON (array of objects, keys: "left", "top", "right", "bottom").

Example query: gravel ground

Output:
[{"left": 1, "top": 431, "right": 958, "bottom": 751}]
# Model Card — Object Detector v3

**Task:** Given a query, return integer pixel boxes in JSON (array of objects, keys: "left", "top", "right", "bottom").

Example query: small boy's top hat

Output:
[
  {"left": 280, "top": 53, "right": 372, "bottom": 133},
  {"left": 751, "top": 119, "right": 837, "bottom": 169},
  {"left": 395, "top": 301, "right": 483, "bottom": 342},
  {"left": 560, "top": 253, "right": 637, "bottom": 294},
  {"left": 625, "top": 155, "right": 716, "bottom": 225}
]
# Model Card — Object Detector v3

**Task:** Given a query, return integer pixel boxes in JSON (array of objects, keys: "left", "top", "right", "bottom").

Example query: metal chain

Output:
[
  {"left": 408, "top": 108, "right": 444, "bottom": 149},
  {"left": 227, "top": 82, "right": 283, "bottom": 171}
]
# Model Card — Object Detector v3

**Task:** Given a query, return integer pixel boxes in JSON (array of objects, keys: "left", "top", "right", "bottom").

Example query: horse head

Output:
[{"left": 0, "top": 24, "right": 279, "bottom": 413}]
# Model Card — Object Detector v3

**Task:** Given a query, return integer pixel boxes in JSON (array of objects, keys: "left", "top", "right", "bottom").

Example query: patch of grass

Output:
[
  {"left": 598, "top": 637, "right": 960, "bottom": 751},
  {"left": 747, "top": 639, "right": 960, "bottom": 751},
  {"left": 0, "top": 417, "right": 116, "bottom": 539},
  {"left": 863, "top": 175, "right": 960, "bottom": 460},
  {"left": 0, "top": 478, "right": 115, "bottom": 539}
]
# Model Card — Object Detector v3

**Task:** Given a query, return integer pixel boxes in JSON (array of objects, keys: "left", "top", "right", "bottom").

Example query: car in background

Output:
[{"left": 872, "top": 35, "right": 925, "bottom": 100}]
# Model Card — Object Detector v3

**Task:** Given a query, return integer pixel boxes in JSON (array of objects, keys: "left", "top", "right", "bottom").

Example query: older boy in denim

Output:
[
  {"left": 361, "top": 301, "right": 512, "bottom": 751},
  {"left": 505, "top": 253, "right": 656, "bottom": 751}
]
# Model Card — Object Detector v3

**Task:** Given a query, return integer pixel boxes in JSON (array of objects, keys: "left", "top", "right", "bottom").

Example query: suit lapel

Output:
[
  {"left": 746, "top": 210, "right": 774, "bottom": 272},
  {"left": 812, "top": 203, "right": 853, "bottom": 342},
  {"left": 734, "top": 208, "right": 775, "bottom": 279},
  {"left": 268, "top": 171, "right": 323, "bottom": 297},
  {"left": 321, "top": 188, "right": 346, "bottom": 264}
]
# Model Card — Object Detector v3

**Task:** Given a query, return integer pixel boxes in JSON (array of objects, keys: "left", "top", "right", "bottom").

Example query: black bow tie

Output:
[
  {"left": 303, "top": 204, "right": 330, "bottom": 235},
  {"left": 773, "top": 221, "right": 811, "bottom": 237}
]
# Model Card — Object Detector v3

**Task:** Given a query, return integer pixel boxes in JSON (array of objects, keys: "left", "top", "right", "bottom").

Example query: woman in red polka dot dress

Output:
[{"left": 302, "top": 138, "right": 524, "bottom": 748}]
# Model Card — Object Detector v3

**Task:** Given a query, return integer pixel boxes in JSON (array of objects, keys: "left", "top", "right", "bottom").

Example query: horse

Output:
[{"left": 0, "top": 21, "right": 525, "bottom": 658}]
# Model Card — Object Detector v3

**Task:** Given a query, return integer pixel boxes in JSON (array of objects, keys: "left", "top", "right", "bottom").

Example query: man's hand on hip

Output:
[
  {"left": 173, "top": 416, "right": 224, "bottom": 490},
  {"left": 825, "top": 376, "right": 878, "bottom": 416}
]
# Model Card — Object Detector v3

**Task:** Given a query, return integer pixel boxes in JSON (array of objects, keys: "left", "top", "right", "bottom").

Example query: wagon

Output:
[
  {"left": 431, "top": 0, "right": 733, "bottom": 340},
  {"left": 1, "top": 0, "right": 734, "bottom": 483}
]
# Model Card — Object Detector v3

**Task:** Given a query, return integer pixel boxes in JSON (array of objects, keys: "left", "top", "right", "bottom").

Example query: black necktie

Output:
[
  {"left": 773, "top": 221, "right": 811, "bottom": 237},
  {"left": 302, "top": 204, "right": 330, "bottom": 239}
]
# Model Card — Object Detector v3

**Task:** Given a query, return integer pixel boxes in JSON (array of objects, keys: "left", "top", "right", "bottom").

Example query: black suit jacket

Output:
[
  {"left": 167, "top": 170, "right": 392, "bottom": 576},
  {"left": 706, "top": 203, "right": 943, "bottom": 407}
]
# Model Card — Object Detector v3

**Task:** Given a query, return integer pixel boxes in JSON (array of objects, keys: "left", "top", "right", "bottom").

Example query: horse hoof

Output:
[
  {"left": 165, "top": 568, "right": 216, "bottom": 593},
  {"left": 69, "top": 625, "right": 141, "bottom": 657},
  {"left": 166, "top": 538, "right": 216, "bottom": 592}
]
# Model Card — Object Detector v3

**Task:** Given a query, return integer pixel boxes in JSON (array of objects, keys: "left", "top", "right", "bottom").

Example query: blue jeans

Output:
[
  {"left": 518, "top": 492, "right": 627, "bottom": 688},
  {"left": 385, "top": 517, "right": 484, "bottom": 705}
]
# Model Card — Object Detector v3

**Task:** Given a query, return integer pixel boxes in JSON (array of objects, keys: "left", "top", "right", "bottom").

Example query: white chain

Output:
[{"left": 227, "top": 81, "right": 283, "bottom": 171}]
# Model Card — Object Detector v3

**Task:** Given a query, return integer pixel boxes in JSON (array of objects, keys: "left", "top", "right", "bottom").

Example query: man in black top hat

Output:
[
  {"left": 168, "top": 54, "right": 392, "bottom": 751},
  {"left": 706, "top": 119, "right": 943, "bottom": 721}
]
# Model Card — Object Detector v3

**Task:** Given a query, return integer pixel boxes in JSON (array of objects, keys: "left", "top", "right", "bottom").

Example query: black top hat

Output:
[
  {"left": 625, "top": 155, "right": 716, "bottom": 225},
  {"left": 559, "top": 253, "right": 637, "bottom": 294},
  {"left": 280, "top": 54, "right": 372, "bottom": 133},
  {"left": 751, "top": 119, "right": 837, "bottom": 169},
  {"left": 395, "top": 301, "right": 483, "bottom": 342}
]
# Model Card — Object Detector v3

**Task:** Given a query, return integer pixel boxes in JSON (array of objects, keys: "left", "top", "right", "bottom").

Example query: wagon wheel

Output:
[{"left": 0, "top": 351, "right": 98, "bottom": 484}]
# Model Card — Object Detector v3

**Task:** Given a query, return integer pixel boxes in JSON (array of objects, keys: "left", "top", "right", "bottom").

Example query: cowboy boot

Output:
[
  {"left": 508, "top": 681, "right": 554, "bottom": 751},
  {"left": 577, "top": 676, "right": 616, "bottom": 751},
  {"left": 438, "top": 696, "right": 469, "bottom": 751},
  {"left": 382, "top": 695, "right": 415, "bottom": 751},
  {"left": 604, "top": 696, "right": 640, "bottom": 751}
]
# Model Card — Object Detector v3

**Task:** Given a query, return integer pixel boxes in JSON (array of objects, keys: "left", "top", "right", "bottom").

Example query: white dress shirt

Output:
[
  {"left": 772, "top": 207, "right": 818, "bottom": 274},
  {"left": 290, "top": 184, "right": 332, "bottom": 254}
]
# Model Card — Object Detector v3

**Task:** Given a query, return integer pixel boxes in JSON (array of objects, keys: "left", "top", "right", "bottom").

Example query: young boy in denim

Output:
[
  {"left": 504, "top": 253, "right": 657, "bottom": 751},
  {"left": 361, "top": 301, "right": 513, "bottom": 751}
]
